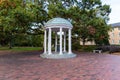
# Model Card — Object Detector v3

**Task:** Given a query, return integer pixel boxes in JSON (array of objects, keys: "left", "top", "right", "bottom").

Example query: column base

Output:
[
  {"left": 68, "top": 51, "right": 72, "bottom": 54},
  {"left": 63, "top": 51, "right": 66, "bottom": 53},
  {"left": 40, "top": 52, "right": 76, "bottom": 59},
  {"left": 48, "top": 53, "right": 52, "bottom": 55},
  {"left": 59, "top": 53, "right": 63, "bottom": 55},
  {"left": 43, "top": 52, "right": 47, "bottom": 54}
]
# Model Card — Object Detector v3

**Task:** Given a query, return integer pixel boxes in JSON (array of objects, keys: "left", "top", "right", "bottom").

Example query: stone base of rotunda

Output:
[{"left": 40, "top": 52, "right": 76, "bottom": 59}]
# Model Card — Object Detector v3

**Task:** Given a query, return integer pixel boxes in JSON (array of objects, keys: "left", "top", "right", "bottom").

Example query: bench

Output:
[{"left": 93, "top": 50, "right": 102, "bottom": 53}]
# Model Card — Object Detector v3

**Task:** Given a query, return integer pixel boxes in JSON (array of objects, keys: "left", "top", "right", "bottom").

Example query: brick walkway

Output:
[{"left": 0, "top": 51, "right": 120, "bottom": 80}]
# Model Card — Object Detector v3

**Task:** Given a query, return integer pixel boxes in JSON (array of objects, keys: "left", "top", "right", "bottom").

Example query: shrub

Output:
[
  {"left": 95, "top": 45, "right": 120, "bottom": 53},
  {"left": 81, "top": 45, "right": 96, "bottom": 52},
  {"left": 72, "top": 41, "right": 81, "bottom": 50}
]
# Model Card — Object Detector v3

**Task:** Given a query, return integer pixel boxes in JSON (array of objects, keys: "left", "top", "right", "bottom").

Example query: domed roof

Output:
[{"left": 45, "top": 18, "right": 73, "bottom": 28}]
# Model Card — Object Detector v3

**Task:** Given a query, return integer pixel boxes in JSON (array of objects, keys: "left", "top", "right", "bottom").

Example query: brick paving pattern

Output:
[{"left": 0, "top": 51, "right": 120, "bottom": 80}]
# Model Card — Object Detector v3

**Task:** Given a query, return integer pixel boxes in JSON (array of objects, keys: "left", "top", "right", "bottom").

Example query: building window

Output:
[
  {"left": 112, "top": 40, "right": 114, "bottom": 44},
  {"left": 112, "top": 28, "right": 114, "bottom": 31},
  {"left": 119, "top": 32, "right": 120, "bottom": 37},
  {"left": 112, "top": 33, "right": 114, "bottom": 37},
  {"left": 118, "top": 28, "right": 120, "bottom": 30}
]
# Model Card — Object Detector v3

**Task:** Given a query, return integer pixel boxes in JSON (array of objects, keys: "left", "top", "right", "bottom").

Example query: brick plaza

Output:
[{"left": 0, "top": 51, "right": 120, "bottom": 80}]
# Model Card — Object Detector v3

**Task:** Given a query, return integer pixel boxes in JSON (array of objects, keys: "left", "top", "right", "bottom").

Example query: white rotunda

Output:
[{"left": 40, "top": 18, "right": 76, "bottom": 59}]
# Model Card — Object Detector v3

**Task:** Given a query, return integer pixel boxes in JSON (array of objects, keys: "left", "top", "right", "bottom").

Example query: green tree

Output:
[
  {"left": 71, "top": 0, "right": 111, "bottom": 45},
  {"left": 0, "top": 0, "right": 18, "bottom": 48},
  {"left": 47, "top": 0, "right": 77, "bottom": 18},
  {"left": 45, "top": 0, "right": 111, "bottom": 46},
  {"left": 0, "top": 0, "right": 47, "bottom": 48},
  {"left": 89, "top": 17, "right": 110, "bottom": 45}
]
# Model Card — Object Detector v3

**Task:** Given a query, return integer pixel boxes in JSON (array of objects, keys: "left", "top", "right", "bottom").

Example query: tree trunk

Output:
[
  {"left": 9, "top": 41, "right": 12, "bottom": 49},
  {"left": 9, "top": 33, "right": 13, "bottom": 49},
  {"left": 82, "top": 39, "right": 86, "bottom": 46}
]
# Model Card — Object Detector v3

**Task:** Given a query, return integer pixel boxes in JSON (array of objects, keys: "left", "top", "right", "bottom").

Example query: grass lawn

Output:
[{"left": 0, "top": 47, "right": 43, "bottom": 52}]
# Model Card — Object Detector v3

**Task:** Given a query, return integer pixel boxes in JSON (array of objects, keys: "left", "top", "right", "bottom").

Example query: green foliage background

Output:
[{"left": 0, "top": 0, "right": 111, "bottom": 50}]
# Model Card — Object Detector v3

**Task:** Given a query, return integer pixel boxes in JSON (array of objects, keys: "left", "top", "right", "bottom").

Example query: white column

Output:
[
  {"left": 59, "top": 28, "right": 63, "bottom": 55},
  {"left": 44, "top": 29, "right": 47, "bottom": 54},
  {"left": 64, "top": 32, "right": 66, "bottom": 52},
  {"left": 47, "top": 30, "right": 49, "bottom": 54},
  {"left": 68, "top": 28, "right": 72, "bottom": 54},
  {"left": 55, "top": 33, "right": 57, "bottom": 52},
  {"left": 48, "top": 28, "right": 52, "bottom": 54}
]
